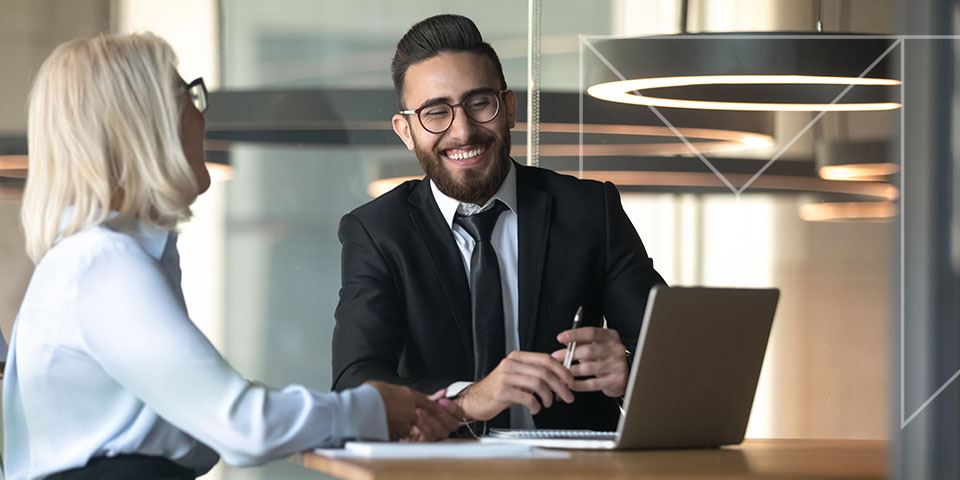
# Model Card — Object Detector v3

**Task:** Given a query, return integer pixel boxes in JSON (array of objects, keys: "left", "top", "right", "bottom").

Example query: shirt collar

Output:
[
  {"left": 58, "top": 206, "right": 172, "bottom": 261},
  {"left": 124, "top": 219, "right": 173, "bottom": 261},
  {"left": 430, "top": 161, "right": 517, "bottom": 228}
]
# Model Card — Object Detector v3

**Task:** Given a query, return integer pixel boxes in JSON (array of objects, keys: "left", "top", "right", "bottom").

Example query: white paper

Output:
[{"left": 314, "top": 441, "right": 570, "bottom": 459}]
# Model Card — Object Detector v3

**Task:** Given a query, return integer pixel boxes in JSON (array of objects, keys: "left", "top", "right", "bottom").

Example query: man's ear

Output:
[
  {"left": 392, "top": 113, "right": 416, "bottom": 151},
  {"left": 504, "top": 90, "right": 518, "bottom": 129}
]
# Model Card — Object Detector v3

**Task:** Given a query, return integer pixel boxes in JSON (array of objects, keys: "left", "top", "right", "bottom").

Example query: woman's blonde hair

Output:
[{"left": 21, "top": 32, "right": 199, "bottom": 263}]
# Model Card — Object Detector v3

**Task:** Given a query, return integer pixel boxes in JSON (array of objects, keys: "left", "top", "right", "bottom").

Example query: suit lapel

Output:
[
  {"left": 407, "top": 180, "right": 475, "bottom": 361},
  {"left": 516, "top": 164, "right": 552, "bottom": 351}
]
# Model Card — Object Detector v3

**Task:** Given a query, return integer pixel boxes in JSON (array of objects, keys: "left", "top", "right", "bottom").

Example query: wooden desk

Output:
[{"left": 293, "top": 439, "right": 886, "bottom": 479}]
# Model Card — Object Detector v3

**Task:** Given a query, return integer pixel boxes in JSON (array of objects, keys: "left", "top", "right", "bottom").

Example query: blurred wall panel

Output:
[
  {"left": 0, "top": 0, "right": 111, "bottom": 347},
  {"left": 897, "top": 0, "right": 960, "bottom": 478},
  {"left": 625, "top": 192, "right": 890, "bottom": 440}
]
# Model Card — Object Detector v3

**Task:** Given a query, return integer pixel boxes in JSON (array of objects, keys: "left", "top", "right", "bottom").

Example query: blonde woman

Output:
[{"left": 3, "top": 33, "right": 459, "bottom": 480}]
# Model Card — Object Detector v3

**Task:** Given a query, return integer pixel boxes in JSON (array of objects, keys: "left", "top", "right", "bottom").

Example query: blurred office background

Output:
[{"left": 0, "top": 1, "right": 956, "bottom": 479}]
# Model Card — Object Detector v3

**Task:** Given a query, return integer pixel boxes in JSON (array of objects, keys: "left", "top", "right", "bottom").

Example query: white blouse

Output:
[{"left": 3, "top": 216, "right": 387, "bottom": 479}]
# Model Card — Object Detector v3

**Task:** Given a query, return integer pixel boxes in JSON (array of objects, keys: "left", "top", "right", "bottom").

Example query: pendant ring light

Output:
[{"left": 586, "top": 34, "right": 901, "bottom": 112}]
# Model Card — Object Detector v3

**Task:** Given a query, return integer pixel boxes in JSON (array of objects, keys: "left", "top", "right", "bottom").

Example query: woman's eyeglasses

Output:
[{"left": 184, "top": 77, "right": 208, "bottom": 113}]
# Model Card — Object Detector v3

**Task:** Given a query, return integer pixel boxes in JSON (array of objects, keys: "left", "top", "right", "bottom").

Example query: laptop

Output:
[{"left": 481, "top": 286, "right": 780, "bottom": 450}]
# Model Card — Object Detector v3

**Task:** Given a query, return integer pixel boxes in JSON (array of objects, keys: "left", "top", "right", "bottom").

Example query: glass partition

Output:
[{"left": 0, "top": 1, "right": 927, "bottom": 479}]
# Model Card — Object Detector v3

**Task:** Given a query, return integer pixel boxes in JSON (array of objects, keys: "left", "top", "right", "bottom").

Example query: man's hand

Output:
[
  {"left": 406, "top": 389, "right": 465, "bottom": 442},
  {"left": 550, "top": 327, "right": 628, "bottom": 398},
  {"left": 364, "top": 381, "right": 438, "bottom": 440},
  {"left": 457, "top": 351, "right": 575, "bottom": 421}
]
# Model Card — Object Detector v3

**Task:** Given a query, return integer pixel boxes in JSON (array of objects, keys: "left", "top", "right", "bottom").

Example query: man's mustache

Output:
[{"left": 435, "top": 134, "right": 496, "bottom": 152}]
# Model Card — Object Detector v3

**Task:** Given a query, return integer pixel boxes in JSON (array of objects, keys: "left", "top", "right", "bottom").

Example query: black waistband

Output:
[{"left": 47, "top": 454, "right": 196, "bottom": 480}]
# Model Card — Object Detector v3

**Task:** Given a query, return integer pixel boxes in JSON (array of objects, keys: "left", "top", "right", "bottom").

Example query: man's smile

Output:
[{"left": 441, "top": 143, "right": 490, "bottom": 167}]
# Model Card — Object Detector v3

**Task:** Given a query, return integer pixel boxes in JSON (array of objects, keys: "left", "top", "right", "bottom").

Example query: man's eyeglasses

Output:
[
  {"left": 184, "top": 77, "right": 208, "bottom": 113},
  {"left": 400, "top": 89, "right": 507, "bottom": 134}
]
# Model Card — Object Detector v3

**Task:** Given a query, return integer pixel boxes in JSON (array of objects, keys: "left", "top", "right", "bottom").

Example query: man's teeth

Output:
[{"left": 447, "top": 147, "right": 486, "bottom": 160}]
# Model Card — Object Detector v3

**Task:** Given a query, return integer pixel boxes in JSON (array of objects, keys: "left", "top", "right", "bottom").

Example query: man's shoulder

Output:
[
  {"left": 347, "top": 177, "right": 425, "bottom": 221},
  {"left": 518, "top": 164, "right": 608, "bottom": 197}
]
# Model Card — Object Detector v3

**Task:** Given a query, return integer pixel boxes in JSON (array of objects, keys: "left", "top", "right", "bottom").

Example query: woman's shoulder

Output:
[
  {"left": 39, "top": 224, "right": 155, "bottom": 277},
  {"left": 20, "top": 225, "right": 160, "bottom": 330}
]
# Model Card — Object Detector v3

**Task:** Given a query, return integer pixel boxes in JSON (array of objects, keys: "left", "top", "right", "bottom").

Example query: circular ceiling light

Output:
[
  {"left": 588, "top": 75, "right": 901, "bottom": 112},
  {"left": 815, "top": 140, "right": 898, "bottom": 181},
  {"left": 799, "top": 201, "right": 898, "bottom": 222},
  {"left": 0, "top": 155, "right": 28, "bottom": 179},
  {"left": 0, "top": 136, "right": 28, "bottom": 179},
  {"left": 370, "top": 172, "right": 898, "bottom": 200},
  {"left": 0, "top": 152, "right": 232, "bottom": 182},
  {"left": 2, "top": 88, "right": 775, "bottom": 182},
  {"left": 515, "top": 121, "right": 773, "bottom": 157},
  {"left": 201, "top": 89, "right": 774, "bottom": 157},
  {"left": 367, "top": 156, "right": 899, "bottom": 202},
  {"left": 586, "top": 35, "right": 901, "bottom": 112}
]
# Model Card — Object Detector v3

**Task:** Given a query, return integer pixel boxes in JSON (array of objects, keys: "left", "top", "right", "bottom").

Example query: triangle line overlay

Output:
[
  {"left": 903, "top": 368, "right": 960, "bottom": 428},
  {"left": 580, "top": 35, "right": 958, "bottom": 430},
  {"left": 581, "top": 37, "right": 901, "bottom": 197},
  {"left": 582, "top": 39, "right": 738, "bottom": 195},
  {"left": 737, "top": 39, "right": 901, "bottom": 194}
]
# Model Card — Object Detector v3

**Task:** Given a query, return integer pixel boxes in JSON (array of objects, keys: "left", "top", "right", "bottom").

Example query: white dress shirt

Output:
[
  {"left": 3, "top": 213, "right": 387, "bottom": 480},
  {"left": 430, "top": 163, "right": 536, "bottom": 429}
]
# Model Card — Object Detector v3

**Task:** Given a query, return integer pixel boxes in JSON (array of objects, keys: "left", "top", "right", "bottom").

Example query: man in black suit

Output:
[{"left": 332, "top": 14, "right": 665, "bottom": 437}]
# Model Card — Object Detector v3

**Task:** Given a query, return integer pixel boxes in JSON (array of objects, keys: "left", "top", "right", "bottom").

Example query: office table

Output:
[{"left": 293, "top": 438, "right": 886, "bottom": 479}]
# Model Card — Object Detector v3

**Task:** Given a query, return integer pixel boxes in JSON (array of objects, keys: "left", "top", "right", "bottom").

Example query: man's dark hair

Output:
[{"left": 391, "top": 14, "right": 507, "bottom": 107}]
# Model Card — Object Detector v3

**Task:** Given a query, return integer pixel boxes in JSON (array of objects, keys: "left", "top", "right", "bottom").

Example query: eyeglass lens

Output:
[
  {"left": 186, "top": 79, "right": 207, "bottom": 113},
  {"left": 418, "top": 91, "right": 499, "bottom": 133}
]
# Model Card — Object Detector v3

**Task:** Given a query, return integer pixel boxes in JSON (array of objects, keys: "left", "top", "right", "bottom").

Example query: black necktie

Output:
[{"left": 455, "top": 201, "right": 509, "bottom": 381}]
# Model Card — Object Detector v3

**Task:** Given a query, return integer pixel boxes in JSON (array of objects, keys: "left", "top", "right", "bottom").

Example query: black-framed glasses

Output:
[
  {"left": 184, "top": 77, "right": 208, "bottom": 113},
  {"left": 400, "top": 89, "right": 507, "bottom": 134}
]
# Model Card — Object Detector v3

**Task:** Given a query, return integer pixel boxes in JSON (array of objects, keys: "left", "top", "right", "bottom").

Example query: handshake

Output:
[{"left": 364, "top": 381, "right": 464, "bottom": 441}]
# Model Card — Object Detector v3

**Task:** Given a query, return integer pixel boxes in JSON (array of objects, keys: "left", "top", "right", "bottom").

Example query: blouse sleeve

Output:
[{"left": 74, "top": 241, "right": 387, "bottom": 466}]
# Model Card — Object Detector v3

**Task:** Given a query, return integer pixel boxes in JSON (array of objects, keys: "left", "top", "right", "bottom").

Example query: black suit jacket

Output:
[{"left": 332, "top": 163, "right": 665, "bottom": 430}]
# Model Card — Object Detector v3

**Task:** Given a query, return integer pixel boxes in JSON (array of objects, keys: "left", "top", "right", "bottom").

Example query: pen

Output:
[
  {"left": 555, "top": 306, "right": 583, "bottom": 403},
  {"left": 562, "top": 306, "right": 584, "bottom": 370}
]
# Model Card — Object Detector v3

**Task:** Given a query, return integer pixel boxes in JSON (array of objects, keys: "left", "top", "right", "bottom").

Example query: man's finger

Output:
[
  {"left": 571, "top": 378, "right": 604, "bottom": 392},
  {"left": 550, "top": 348, "right": 569, "bottom": 363},
  {"left": 507, "top": 390, "right": 542, "bottom": 415},
  {"left": 557, "top": 326, "right": 618, "bottom": 345},
  {"left": 505, "top": 350, "right": 576, "bottom": 387},
  {"left": 415, "top": 408, "right": 446, "bottom": 441},
  {"left": 428, "top": 389, "right": 447, "bottom": 401},
  {"left": 415, "top": 409, "right": 442, "bottom": 440},
  {"left": 433, "top": 400, "right": 463, "bottom": 432},
  {"left": 509, "top": 362, "right": 574, "bottom": 403},
  {"left": 525, "top": 353, "right": 577, "bottom": 384},
  {"left": 569, "top": 360, "right": 601, "bottom": 378},
  {"left": 407, "top": 426, "right": 425, "bottom": 443},
  {"left": 505, "top": 350, "right": 560, "bottom": 365},
  {"left": 412, "top": 392, "right": 440, "bottom": 413},
  {"left": 570, "top": 357, "right": 626, "bottom": 377},
  {"left": 439, "top": 397, "right": 465, "bottom": 419},
  {"left": 509, "top": 374, "right": 555, "bottom": 409},
  {"left": 569, "top": 343, "right": 614, "bottom": 362}
]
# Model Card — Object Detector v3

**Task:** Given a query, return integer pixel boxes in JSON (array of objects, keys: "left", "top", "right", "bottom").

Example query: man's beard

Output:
[{"left": 414, "top": 127, "right": 512, "bottom": 205}]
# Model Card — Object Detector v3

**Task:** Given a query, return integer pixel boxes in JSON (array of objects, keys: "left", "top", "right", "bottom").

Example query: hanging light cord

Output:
[
  {"left": 679, "top": 0, "right": 689, "bottom": 34},
  {"left": 816, "top": 0, "right": 823, "bottom": 32},
  {"left": 527, "top": 0, "right": 542, "bottom": 167}
]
